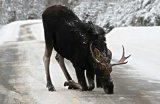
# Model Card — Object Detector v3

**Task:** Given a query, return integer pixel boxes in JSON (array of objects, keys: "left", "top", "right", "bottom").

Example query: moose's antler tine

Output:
[{"left": 111, "top": 45, "right": 131, "bottom": 66}]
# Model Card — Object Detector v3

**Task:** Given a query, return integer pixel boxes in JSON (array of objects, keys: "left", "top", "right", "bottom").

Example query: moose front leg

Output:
[
  {"left": 86, "top": 69, "right": 95, "bottom": 91},
  {"left": 55, "top": 53, "right": 81, "bottom": 89},
  {"left": 73, "top": 65, "right": 88, "bottom": 91},
  {"left": 96, "top": 74, "right": 102, "bottom": 88}
]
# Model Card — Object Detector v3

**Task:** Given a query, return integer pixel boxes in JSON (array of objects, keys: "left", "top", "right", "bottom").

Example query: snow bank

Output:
[
  {"left": 107, "top": 26, "right": 160, "bottom": 81},
  {"left": 29, "top": 21, "right": 44, "bottom": 41},
  {"left": 0, "top": 21, "right": 19, "bottom": 45},
  {"left": 0, "top": 20, "right": 42, "bottom": 45}
]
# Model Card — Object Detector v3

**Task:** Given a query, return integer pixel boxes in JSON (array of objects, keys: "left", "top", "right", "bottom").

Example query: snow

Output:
[
  {"left": 0, "top": 20, "right": 160, "bottom": 103},
  {"left": 0, "top": 0, "right": 46, "bottom": 24},
  {"left": 0, "top": 20, "right": 160, "bottom": 82},
  {"left": 0, "top": 20, "right": 42, "bottom": 45},
  {"left": 107, "top": 26, "right": 160, "bottom": 81},
  {"left": 0, "top": 0, "right": 159, "bottom": 27},
  {"left": 29, "top": 21, "right": 44, "bottom": 41},
  {"left": 73, "top": 0, "right": 160, "bottom": 27}
]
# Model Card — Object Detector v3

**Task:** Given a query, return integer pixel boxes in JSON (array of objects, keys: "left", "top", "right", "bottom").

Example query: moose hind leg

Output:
[{"left": 43, "top": 46, "right": 55, "bottom": 91}]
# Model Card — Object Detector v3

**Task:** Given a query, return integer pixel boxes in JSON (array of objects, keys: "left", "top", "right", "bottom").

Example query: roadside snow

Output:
[
  {"left": 0, "top": 20, "right": 42, "bottom": 45},
  {"left": 29, "top": 23, "right": 44, "bottom": 41},
  {"left": 0, "top": 20, "right": 160, "bottom": 80},
  {"left": 0, "top": 20, "right": 160, "bottom": 85},
  {"left": 107, "top": 26, "right": 160, "bottom": 82}
]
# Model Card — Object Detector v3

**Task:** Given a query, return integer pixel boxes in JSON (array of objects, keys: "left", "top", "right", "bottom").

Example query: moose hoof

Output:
[
  {"left": 88, "top": 82, "right": 95, "bottom": 91},
  {"left": 81, "top": 87, "right": 88, "bottom": 91},
  {"left": 104, "top": 88, "right": 114, "bottom": 94},
  {"left": 88, "top": 86, "right": 94, "bottom": 91},
  {"left": 104, "top": 85, "right": 114, "bottom": 94},
  {"left": 64, "top": 80, "right": 82, "bottom": 90},
  {"left": 48, "top": 86, "right": 56, "bottom": 91},
  {"left": 47, "top": 85, "right": 56, "bottom": 91}
]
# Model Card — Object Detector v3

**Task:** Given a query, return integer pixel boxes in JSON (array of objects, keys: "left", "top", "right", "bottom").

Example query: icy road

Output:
[{"left": 0, "top": 20, "right": 160, "bottom": 104}]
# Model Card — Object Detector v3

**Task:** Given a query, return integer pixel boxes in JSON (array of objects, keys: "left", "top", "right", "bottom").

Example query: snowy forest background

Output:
[{"left": 0, "top": 0, "right": 160, "bottom": 28}]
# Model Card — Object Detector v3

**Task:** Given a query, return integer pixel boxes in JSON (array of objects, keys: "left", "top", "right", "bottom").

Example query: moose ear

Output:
[
  {"left": 88, "top": 21, "right": 93, "bottom": 26},
  {"left": 86, "top": 21, "right": 94, "bottom": 33},
  {"left": 106, "top": 49, "right": 112, "bottom": 63}
]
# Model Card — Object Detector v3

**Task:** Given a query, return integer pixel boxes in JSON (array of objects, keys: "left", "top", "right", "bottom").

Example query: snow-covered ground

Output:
[
  {"left": 0, "top": 20, "right": 160, "bottom": 82},
  {"left": 0, "top": 20, "right": 43, "bottom": 45},
  {"left": 107, "top": 26, "right": 160, "bottom": 82},
  {"left": 0, "top": 20, "right": 160, "bottom": 103}
]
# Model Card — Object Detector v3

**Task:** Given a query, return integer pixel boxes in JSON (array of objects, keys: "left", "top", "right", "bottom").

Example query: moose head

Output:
[{"left": 90, "top": 42, "right": 131, "bottom": 94}]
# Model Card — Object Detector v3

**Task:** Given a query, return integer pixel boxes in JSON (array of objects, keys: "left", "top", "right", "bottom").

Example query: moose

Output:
[{"left": 42, "top": 5, "right": 130, "bottom": 94}]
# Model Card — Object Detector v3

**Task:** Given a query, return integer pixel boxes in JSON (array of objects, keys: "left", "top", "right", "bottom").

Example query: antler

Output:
[
  {"left": 111, "top": 45, "right": 131, "bottom": 66},
  {"left": 90, "top": 42, "right": 102, "bottom": 63}
]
